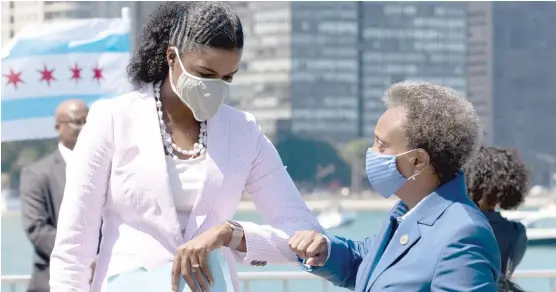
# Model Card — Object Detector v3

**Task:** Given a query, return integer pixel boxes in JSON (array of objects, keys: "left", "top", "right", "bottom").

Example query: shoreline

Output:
[
  {"left": 1, "top": 195, "right": 553, "bottom": 217},
  {"left": 0, "top": 198, "right": 397, "bottom": 218},
  {"left": 237, "top": 197, "right": 398, "bottom": 212}
]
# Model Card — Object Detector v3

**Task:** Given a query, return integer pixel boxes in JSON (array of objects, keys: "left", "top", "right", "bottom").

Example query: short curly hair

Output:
[
  {"left": 384, "top": 81, "right": 482, "bottom": 184},
  {"left": 464, "top": 146, "right": 530, "bottom": 210},
  {"left": 127, "top": 2, "right": 243, "bottom": 86}
]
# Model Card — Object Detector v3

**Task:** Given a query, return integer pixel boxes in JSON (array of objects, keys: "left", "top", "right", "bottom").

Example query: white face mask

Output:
[{"left": 169, "top": 47, "right": 230, "bottom": 121}]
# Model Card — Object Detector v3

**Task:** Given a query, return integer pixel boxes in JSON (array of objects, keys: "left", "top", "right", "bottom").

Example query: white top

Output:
[
  {"left": 165, "top": 155, "right": 207, "bottom": 234},
  {"left": 399, "top": 194, "right": 432, "bottom": 221},
  {"left": 58, "top": 142, "right": 72, "bottom": 163},
  {"left": 48, "top": 89, "right": 323, "bottom": 292}
]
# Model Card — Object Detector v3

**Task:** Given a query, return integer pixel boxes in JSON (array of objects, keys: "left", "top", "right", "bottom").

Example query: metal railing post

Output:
[
  {"left": 323, "top": 279, "right": 329, "bottom": 292},
  {"left": 550, "top": 278, "right": 556, "bottom": 292},
  {"left": 244, "top": 279, "right": 250, "bottom": 292},
  {"left": 283, "top": 279, "right": 289, "bottom": 292}
]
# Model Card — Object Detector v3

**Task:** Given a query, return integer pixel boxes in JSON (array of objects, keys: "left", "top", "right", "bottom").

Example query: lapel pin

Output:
[{"left": 400, "top": 234, "right": 409, "bottom": 245}]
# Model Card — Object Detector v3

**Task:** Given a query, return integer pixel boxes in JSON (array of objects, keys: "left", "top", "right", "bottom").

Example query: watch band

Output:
[{"left": 226, "top": 220, "right": 244, "bottom": 249}]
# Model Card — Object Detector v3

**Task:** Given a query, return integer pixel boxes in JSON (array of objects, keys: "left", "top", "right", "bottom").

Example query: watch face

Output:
[{"left": 227, "top": 220, "right": 240, "bottom": 228}]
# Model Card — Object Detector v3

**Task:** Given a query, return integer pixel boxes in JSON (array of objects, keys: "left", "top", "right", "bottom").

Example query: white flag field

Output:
[{"left": 1, "top": 17, "right": 132, "bottom": 142}]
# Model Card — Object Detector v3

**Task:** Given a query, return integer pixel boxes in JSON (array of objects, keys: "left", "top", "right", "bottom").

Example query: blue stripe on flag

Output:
[
  {"left": 2, "top": 95, "right": 112, "bottom": 121},
  {"left": 3, "top": 34, "right": 130, "bottom": 59}
]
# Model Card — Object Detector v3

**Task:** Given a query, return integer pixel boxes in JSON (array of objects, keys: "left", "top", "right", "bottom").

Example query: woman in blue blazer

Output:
[{"left": 289, "top": 81, "right": 501, "bottom": 292}]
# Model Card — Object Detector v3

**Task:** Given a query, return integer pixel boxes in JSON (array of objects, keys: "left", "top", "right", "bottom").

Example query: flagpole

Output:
[{"left": 128, "top": 2, "right": 140, "bottom": 90}]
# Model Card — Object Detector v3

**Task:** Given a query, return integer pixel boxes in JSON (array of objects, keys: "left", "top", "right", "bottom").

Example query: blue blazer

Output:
[{"left": 300, "top": 173, "right": 501, "bottom": 291}]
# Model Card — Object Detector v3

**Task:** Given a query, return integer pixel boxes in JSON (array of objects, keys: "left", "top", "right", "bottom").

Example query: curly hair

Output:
[
  {"left": 383, "top": 81, "right": 482, "bottom": 184},
  {"left": 127, "top": 2, "right": 244, "bottom": 86},
  {"left": 464, "top": 146, "right": 530, "bottom": 210}
]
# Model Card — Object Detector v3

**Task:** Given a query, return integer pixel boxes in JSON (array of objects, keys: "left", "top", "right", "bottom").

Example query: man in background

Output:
[{"left": 20, "top": 99, "right": 99, "bottom": 292}]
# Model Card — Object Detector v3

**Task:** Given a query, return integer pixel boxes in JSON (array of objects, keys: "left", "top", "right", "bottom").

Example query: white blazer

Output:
[{"left": 49, "top": 83, "right": 323, "bottom": 292}]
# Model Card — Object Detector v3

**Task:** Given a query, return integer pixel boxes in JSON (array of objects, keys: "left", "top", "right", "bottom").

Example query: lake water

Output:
[{"left": 2, "top": 210, "right": 555, "bottom": 292}]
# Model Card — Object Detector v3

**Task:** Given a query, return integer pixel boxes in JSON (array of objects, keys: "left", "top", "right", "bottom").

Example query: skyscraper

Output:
[
  {"left": 467, "top": 2, "right": 556, "bottom": 185},
  {"left": 232, "top": 2, "right": 468, "bottom": 144},
  {"left": 232, "top": 2, "right": 359, "bottom": 143},
  {"left": 359, "top": 2, "right": 467, "bottom": 138}
]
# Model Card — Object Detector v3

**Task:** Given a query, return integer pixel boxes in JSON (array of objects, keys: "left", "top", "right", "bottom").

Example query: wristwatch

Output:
[{"left": 226, "top": 220, "right": 244, "bottom": 249}]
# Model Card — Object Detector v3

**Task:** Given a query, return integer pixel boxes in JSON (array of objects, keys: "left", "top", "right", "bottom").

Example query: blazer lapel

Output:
[
  {"left": 364, "top": 173, "right": 466, "bottom": 291},
  {"left": 136, "top": 84, "right": 182, "bottom": 246},
  {"left": 365, "top": 218, "right": 421, "bottom": 291},
  {"left": 182, "top": 109, "right": 229, "bottom": 242},
  {"left": 357, "top": 202, "right": 408, "bottom": 292},
  {"left": 356, "top": 219, "right": 395, "bottom": 292}
]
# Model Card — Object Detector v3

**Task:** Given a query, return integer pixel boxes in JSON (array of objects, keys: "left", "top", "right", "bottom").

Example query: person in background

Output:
[
  {"left": 289, "top": 81, "right": 500, "bottom": 291},
  {"left": 20, "top": 99, "right": 97, "bottom": 292},
  {"left": 464, "top": 146, "right": 530, "bottom": 276},
  {"left": 49, "top": 3, "right": 323, "bottom": 292}
]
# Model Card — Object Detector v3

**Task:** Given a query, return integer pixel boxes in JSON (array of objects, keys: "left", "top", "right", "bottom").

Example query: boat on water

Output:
[
  {"left": 521, "top": 210, "right": 556, "bottom": 246},
  {"left": 317, "top": 204, "right": 356, "bottom": 229},
  {"left": 501, "top": 204, "right": 556, "bottom": 221}
]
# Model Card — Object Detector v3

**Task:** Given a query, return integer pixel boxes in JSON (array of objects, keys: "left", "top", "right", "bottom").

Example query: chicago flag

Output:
[{"left": 1, "top": 16, "right": 132, "bottom": 142}]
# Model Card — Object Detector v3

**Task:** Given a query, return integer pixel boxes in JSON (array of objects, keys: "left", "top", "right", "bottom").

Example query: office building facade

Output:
[
  {"left": 232, "top": 2, "right": 467, "bottom": 144},
  {"left": 467, "top": 2, "right": 556, "bottom": 185},
  {"left": 231, "top": 2, "right": 359, "bottom": 143},
  {"left": 360, "top": 2, "right": 467, "bottom": 138}
]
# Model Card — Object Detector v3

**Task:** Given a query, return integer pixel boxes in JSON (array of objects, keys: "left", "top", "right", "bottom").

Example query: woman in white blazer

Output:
[{"left": 49, "top": 3, "right": 324, "bottom": 292}]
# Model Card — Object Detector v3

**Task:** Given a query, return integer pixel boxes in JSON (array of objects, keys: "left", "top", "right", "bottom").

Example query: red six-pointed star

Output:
[
  {"left": 70, "top": 63, "right": 82, "bottom": 82},
  {"left": 38, "top": 64, "right": 56, "bottom": 86},
  {"left": 3, "top": 68, "right": 24, "bottom": 89},
  {"left": 92, "top": 65, "right": 103, "bottom": 84}
]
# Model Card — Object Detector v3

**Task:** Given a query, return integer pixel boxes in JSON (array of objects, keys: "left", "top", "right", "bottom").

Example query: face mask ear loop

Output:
[
  {"left": 396, "top": 149, "right": 417, "bottom": 180},
  {"left": 397, "top": 149, "right": 429, "bottom": 181},
  {"left": 408, "top": 163, "right": 432, "bottom": 180},
  {"left": 167, "top": 47, "right": 180, "bottom": 96},
  {"left": 171, "top": 47, "right": 188, "bottom": 73},
  {"left": 407, "top": 171, "right": 420, "bottom": 181},
  {"left": 168, "top": 67, "right": 178, "bottom": 97}
]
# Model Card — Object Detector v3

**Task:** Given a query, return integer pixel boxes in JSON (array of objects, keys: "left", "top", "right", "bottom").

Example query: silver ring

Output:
[{"left": 191, "top": 264, "right": 200, "bottom": 272}]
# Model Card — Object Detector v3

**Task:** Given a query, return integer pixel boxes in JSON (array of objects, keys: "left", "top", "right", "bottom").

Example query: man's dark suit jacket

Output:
[{"left": 20, "top": 149, "right": 102, "bottom": 292}]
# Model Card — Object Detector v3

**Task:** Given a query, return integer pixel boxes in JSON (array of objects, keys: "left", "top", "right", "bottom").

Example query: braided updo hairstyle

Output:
[{"left": 127, "top": 2, "right": 243, "bottom": 86}]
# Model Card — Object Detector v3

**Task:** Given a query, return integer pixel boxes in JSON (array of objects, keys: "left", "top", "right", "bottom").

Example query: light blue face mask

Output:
[{"left": 365, "top": 148, "right": 422, "bottom": 198}]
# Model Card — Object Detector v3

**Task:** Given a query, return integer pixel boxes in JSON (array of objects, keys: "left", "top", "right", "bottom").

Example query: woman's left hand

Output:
[{"left": 172, "top": 224, "right": 231, "bottom": 292}]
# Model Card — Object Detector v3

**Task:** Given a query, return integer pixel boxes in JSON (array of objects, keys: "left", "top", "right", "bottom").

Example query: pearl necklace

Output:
[{"left": 154, "top": 82, "right": 207, "bottom": 159}]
